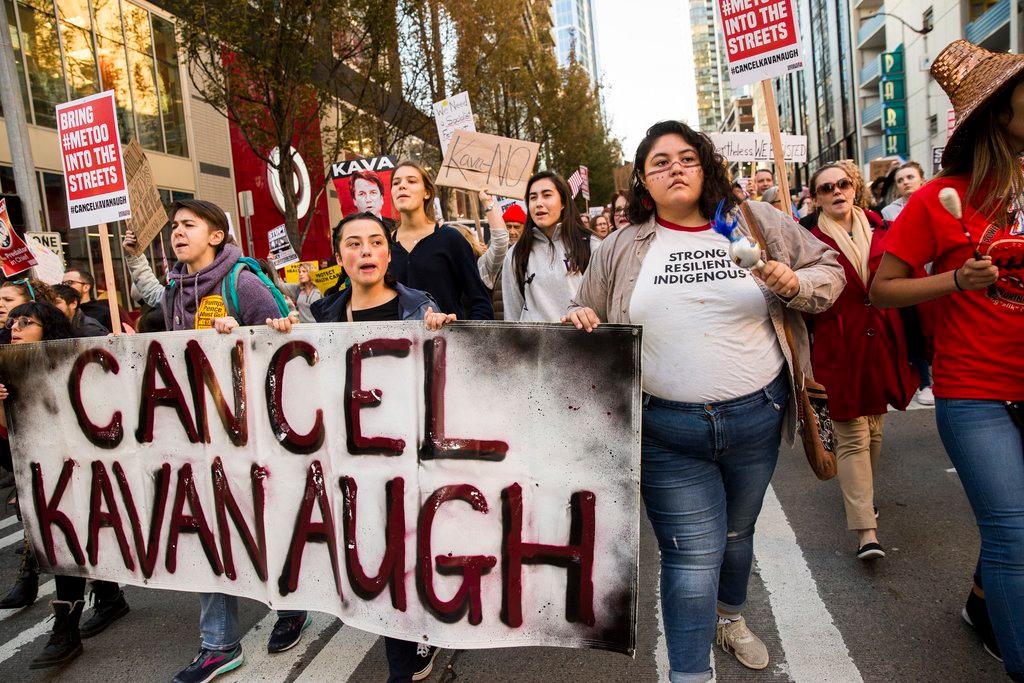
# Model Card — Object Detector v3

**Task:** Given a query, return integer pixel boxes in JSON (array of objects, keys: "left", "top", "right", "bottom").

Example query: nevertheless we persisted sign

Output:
[{"left": 0, "top": 323, "right": 640, "bottom": 653}]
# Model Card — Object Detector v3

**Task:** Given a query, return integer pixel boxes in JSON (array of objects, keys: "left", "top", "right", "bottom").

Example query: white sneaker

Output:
[{"left": 916, "top": 387, "right": 935, "bottom": 406}]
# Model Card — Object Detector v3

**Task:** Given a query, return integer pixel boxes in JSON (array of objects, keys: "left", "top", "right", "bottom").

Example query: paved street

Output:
[{"left": 0, "top": 404, "right": 1007, "bottom": 682}]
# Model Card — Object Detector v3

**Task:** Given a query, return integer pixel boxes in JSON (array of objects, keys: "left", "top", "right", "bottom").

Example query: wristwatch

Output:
[{"left": 484, "top": 202, "right": 495, "bottom": 212}]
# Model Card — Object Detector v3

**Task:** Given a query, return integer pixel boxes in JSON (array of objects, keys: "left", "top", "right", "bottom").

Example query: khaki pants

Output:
[{"left": 834, "top": 414, "right": 885, "bottom": 531}]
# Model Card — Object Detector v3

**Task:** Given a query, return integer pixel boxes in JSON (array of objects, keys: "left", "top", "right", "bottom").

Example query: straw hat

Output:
[{"left": 931, "top": 39, "right": 1024, "bottom": 167}]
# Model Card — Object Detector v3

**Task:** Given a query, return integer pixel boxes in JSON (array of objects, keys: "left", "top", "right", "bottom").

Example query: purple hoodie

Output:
[{"left": 163, "top": 243, "right": 281, "bottom": 330}]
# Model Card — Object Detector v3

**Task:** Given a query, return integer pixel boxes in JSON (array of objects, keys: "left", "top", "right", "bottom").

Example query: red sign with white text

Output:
[
  {"left": 717, "top": 0, "right": 803, "bottom": 88},
  {"left": 0, "top": 198, "right": 37, "bottom": 277},
  {"left": 55, "top": 91, "right": 131, "bottom": 228}
]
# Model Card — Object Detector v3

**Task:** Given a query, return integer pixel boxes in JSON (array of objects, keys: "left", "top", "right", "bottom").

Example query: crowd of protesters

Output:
[{"left": 0, "top": 37, "right": 1019, "bottom": 683}]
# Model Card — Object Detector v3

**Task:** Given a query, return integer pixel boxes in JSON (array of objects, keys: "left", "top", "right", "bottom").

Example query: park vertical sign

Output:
[
  {"left": 718, "top": 0, "right": 803, "bottom": 89},
  {"left": 55, "top": 91, "right": 131, "bottom": 228}
]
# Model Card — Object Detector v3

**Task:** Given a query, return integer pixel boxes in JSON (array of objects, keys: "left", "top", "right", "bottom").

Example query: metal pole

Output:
[{"left": 0, "top": 4, "right": 42, "bottom": 231}]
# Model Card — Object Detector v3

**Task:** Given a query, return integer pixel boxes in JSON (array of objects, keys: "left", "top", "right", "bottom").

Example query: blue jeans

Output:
[
  {"left": 199, "top": 592, "right": 306, "bottom": 650},
  {"left": 937, "top": 399, "right": 1024, "bottom": 680},
  {"left": 641, "top": 372, "right": 788, "bottom": 683}
]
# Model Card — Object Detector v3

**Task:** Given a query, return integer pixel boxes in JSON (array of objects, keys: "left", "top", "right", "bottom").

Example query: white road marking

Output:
[
  {"left": 0, "top": 616, "right": 51, "bottom": 665},
  {"left": 0, "top": 529, "right": 23, "bottom": 551},
  {"left": 296, "top": 623, "right": 378, "bottom": 682},
  {"left": 0, "top": 580, "right": 55, "bottom": 623},
  {"left": 220, "top": 611, "right": 336, "bottom": 682},
  {"left": 653, "top": 574, "right": 671, "bottom": 682},
  {"left": 0, "top": 516, "right": 18, "bottom": 531},
  {"left": 755, "top": 485, "right": 862, "bottom": 682}
]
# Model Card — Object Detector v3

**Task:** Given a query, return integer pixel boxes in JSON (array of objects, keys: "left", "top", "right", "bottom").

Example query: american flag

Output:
[{"left": 568, "top": 165, "right": 590, "bottom": 200}]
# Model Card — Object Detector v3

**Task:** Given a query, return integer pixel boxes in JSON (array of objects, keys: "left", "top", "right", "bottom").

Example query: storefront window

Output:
[
  {"left": 17, "top": 0, "right": 64, "bottom": 127},
  {"left": 152, "top": 15, "right": 187, "bottom": 156},
  {"left": 123, "top": 2, "right": 161, "bottom": 151},
  {"left": 56, "top": 0, "right": 100, "bottom": 101}
]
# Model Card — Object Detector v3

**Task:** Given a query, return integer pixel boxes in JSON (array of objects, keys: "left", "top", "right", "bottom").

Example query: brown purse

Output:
[{"left": 739, "top": 202, "right": 837, "bottom": 481}]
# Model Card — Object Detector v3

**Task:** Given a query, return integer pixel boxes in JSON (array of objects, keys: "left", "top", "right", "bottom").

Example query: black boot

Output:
[
  {"left": 80, "top": 585, "right": 129, "bottom": 638},
  {"left": 29, "top": 599, "right": 84, "bottom": 669},
  {"left": 0, "top": 538, "right": 38, "bottom": 609}
]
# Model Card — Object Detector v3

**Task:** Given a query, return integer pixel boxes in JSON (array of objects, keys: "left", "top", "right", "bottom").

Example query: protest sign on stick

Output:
[
  {"left": 0, "top": 198, "right": 37, "bottom": 277},
  {"left": 329, "top": 156, "right": 398, "bottom": 221},
  {"left": 267, "top": 224, "right": 299, "bottom": 269},
  {"left": 433, "top": 91, "right": 476, "bottom": 157},
  {"left": 0, "top": 323, "right": 641, "bottom": 653},
  {"left": 123, "top": 139, "right": 168, "bottom": 250},
  {"left": 437, "top": 131, "right": 540, "bottom": 200},
  {"left": 708, "top": 132, "right": 808, "bottom": 163}
]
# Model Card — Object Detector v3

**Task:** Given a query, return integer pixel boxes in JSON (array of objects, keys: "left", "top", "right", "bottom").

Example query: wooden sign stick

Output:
[
  {"left": 760, "top": 80, "right": 792, "bottom": 214},
  {"left": 97, "top": 223, "right": 122, "bottom": 334}
]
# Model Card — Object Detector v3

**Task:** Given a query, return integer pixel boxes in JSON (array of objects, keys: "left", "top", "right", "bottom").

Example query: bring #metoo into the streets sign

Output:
[{"left": 0, "top": 323, "right": 641, "bottom": 652}]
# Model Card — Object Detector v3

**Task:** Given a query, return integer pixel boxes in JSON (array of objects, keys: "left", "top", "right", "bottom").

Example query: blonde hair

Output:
[
  {"left": 835, "top": 160, "right": 870, "bottom": 209},
  {"left": 454, "top": 224, "right": 486, "bottom": 258},
  {"left": 393, "top": 160, "right": 438, "bottom": 227}
]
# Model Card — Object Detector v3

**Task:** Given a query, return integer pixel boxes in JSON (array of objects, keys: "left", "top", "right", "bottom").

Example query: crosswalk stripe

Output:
[
  {"left": 0, "top": 616, "right": 51, "bottom": 665},
  {"left": 295, "top": 623, "right": 379, "bottom": 682},
  {"left": 220, "top": 611, "right": 336, "bottom": 682},
  {"left": 0, "top": 580, "right": 55, "bottom": 623},
  {"left": 755, "top": 485, "right": 862, "bottom": 682},
  {"left": 0, "top": 529, "right": 23, "bottom": 551},
  {"left": 0, "top": 516, "right": 18, "bottom": 531}
]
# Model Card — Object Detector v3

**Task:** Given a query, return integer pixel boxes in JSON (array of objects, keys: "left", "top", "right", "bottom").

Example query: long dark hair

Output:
[
  {"left": 628, "top": 120, "right": 736, "bottom": 225},
  {"left": 8, "top": 302, "right": 78, "bottom": 340},
  {"left": 514, "top": 170, "right": 591, "bottom": 296},
  {"left": 334, "top": 211, "right": 398, "bottom": 288}
]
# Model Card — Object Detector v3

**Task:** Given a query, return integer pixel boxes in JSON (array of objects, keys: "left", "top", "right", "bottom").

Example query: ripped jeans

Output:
[{"left": 641, "top": 372, "right": 788, "bottom": 683}]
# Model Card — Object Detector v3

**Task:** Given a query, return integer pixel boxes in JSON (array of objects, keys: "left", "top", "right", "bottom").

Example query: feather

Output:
[{"left": 711, "top": 198, "right": 738, "bottom": 241}]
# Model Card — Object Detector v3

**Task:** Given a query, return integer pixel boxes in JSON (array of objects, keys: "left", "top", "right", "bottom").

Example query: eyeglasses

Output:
[
  {"left": 62, "top": 279, "right": 87, "bottom": 287},
  {"left": 4, "top": 316, "right": 40, "bottom": 330},
  {"left": 815, "top": 178, "right": 855, "bottom": 195},
  {"left": 613, "top": 208, "right": 627, "bottom": 215}
]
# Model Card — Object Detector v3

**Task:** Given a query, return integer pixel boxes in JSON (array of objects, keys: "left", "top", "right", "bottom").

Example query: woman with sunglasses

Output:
[
  {"left": 871, "top": 42, "right": 1024, "bottom": 679},
  {"left": 564, "top": 120, "right": 844, "bottom": 681},
  {"left": 807, "top": 163, "right": 918, "bottom": 561}
]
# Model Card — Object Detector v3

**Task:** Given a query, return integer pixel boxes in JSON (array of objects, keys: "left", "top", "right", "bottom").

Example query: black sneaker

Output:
[
  {"left": 413, "top": 644, "right": 440, "bottom": 681},
  {"left": 173, "top": 646, "right": 244, "bottom": 683},
  {"left": 267, "top": 613, "right": 311, "bottom": 653},
  {"left": 857, "top": 542, "right": 885, "bottom": 561},
  {"left": 962, "top": 591, "right": 1003, "bottom": 662}
]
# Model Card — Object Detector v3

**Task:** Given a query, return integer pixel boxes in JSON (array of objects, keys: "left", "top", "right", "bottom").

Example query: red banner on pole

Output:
[{"left": 0, "top": 198, "right": 37, "bottom": 278}]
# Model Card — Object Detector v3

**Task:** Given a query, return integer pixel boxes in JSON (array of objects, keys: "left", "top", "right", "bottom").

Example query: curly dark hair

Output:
[
  {"left": 627, "top": 120, "right": 736, "bottom": 225},
  {"left": 7, "top": 301, "right": 78, "bottom": 340}
]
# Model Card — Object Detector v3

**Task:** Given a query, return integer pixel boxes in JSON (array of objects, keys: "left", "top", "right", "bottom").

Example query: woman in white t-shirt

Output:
[{"left": 564, "top": 120, "right": 845, "bottom": 682}]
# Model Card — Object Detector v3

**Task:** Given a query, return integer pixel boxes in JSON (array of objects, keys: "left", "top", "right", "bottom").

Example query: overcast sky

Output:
[{"left": 593, "top": 0, "right": 698, "bottom": 162}]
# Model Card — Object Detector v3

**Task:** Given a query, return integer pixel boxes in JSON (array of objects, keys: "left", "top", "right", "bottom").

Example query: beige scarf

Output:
[{"left": 817, "top": 206, "right": 872, "bottom": 285}]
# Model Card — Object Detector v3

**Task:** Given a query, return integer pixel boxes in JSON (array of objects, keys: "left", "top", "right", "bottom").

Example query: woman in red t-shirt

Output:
[{"left": 871, "top": 41, "right": 1024, "bottom": 680}]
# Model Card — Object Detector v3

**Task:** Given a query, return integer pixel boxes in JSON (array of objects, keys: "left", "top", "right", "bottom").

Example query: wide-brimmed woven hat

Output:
[{"left": 932, "top": 39, "right": 1024, "bottom": 167}]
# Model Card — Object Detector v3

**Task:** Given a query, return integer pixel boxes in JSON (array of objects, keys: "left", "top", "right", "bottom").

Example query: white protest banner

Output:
[
  {"left": 25, "top": 231, "right": 65, "bottom": 262},
  {"left": 708, "top": 132, "right": 808, "bottom": 163},
  {"left": 55, "top": 91, "right": 131, "bottom": 228},
  {"left": 438, "top": 130, "right": 540, "bottom": 200},
  {"left": 717, "top": 0, "right": 803, "bottom": 89},
  {"left": 25, "top": 239, "right": 65, "bottom": 285},
  {"left": 0, "top": 323, "right": 641, "bottom": 653},
  {"left": 0, "top": 198, "right": 38, "bottom": 277},
  {"left": 433, "top": 91, "right": 476, "bottom": 157},
  {"left": 267, "top": 224, "right": 299, "bottom": 269}
]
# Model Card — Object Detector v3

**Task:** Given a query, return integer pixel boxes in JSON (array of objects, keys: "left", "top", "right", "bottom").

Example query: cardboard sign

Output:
[
  {"left": 194, "top": 294, "right": 227, "bottom": 329},
  {"left": 123, "top": 139, "right": 168, "bottom": 250},
  {"left": 25, "top": 239, "right": 65, "bottom": 285},
  {"left": 0, "top": 323, "right": 641, "bottom": 653},
  {"left": 267, "top": 224, "right": 299, "bottom": 269},
  {"left": 708, "top": 132, "right": 808, "bottom": 163},
  {"left": 55, "top": 91, "right": 131, "bottom": 228},
  {"left": 328, "top": 156, "right": 398, "bottom": 221},
  {"left": 0, "top": 198, "right": 37, "bottom": 277},
  {"left": 437, "top": 131, "right": 540, "bottom": 200},
  {"left": 433, "top": 91, "right": 476, "bottom": 158},
  {"left": 718, "top": 0, "right": 803, "bottom": 88}
]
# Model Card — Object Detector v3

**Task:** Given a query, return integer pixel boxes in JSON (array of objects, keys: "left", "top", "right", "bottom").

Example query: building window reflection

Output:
[
  {"left": 13, "top": 0, "right": 64, "bottom": 128},
  {"left": 152, "top": 15, "right": 187, "bottom": 156}
]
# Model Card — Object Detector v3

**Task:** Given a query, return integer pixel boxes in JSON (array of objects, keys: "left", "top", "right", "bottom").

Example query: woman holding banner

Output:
[
  {"left": 502, "top": 171, "right": 600, "bottom": 322},
  {"left": 563, "top": 120, "right": 844, "bottom": 682}
]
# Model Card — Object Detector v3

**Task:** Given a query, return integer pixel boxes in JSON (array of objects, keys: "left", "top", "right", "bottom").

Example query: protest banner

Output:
[
  {"left": 433, "top": 91, "right": 476, "bottom": 157},
  {"left": 267, "top": 224, "right": 299, "bottom": 269},
  {"left": 717, "top": 0, "right": 803, "bottom": 89},
  {"left": 311, "top": 264, "right": 343, "bottom": 293},
  {"left": 0, "top": 198, "right": 37, "bottom": 277},
  {"left": 25, "top": 239, "right": 65, "bottom": 285},
  {"left": 25, "top": 231, "right": 65, "bottom": 262},
  {"left": 437, "top": 130, "right": 540, "bottom": 200},
  {"left": 329, "top": 156, "right": 398, "bottom": 221},
  {"left": 123, "top": 139, "right": 168, "bottom": 250},
  {"left": 0, "top": 323, "right": 641, "bottom": 653},
  {"left": 708, "top": 132, "right": 808, "bottom": 163}
]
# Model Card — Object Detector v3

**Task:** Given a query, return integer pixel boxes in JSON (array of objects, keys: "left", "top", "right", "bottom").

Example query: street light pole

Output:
[{"left": 0, "top": 4, "right": 43, "bottom": 231}]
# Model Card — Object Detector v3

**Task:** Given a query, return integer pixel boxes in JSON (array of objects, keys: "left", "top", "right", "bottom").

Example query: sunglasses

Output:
[
  {"left": 4, "top": 316, "right": 40, "bottom": 330},
  {"left": 815, "top": 178, "right": 854, "bottom": 195}
]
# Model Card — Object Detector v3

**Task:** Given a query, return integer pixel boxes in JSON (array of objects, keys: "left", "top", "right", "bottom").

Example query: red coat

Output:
[{"left": 809, "top": 214, "right": 918, "bottom": 421}]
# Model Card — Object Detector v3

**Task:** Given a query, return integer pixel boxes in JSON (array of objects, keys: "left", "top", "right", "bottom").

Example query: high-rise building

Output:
[
  {"left": 551, "top": 0, "right": 599, "bottom": 83},
  {"left": 690, "top": 0, "right": 728, "bottom": 131},
  {"left": 802, "top": 0, "right": 859, "bottom": 168}
]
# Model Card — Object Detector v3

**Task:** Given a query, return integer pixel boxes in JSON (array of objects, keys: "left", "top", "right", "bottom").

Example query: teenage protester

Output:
[
  {"left": 51, "top": 284, "right": 109, "bottom": 337},
  {"left": 563, "top": 120, "right": 844, "bottom": 681},
  {"left": 0, "top": 302, "right": 130, "bottom": 667},
  {"left": 592, "top": 214, "right": 611, "bottom": 239},
  {"left": 502, "top": 171, "right": 601, "bottom": 322},
  {"left": 612, "top": 190, "right": 631, "bottom": 230},
  {"left": 807, "top": 163, "right": 918, "bottom": 560},
  {"left": 881, "top": 161, "right": 925, "bottom": 221},
  {"left": 871, "top": 41, "right": 1024, "bottom": 681},
  {"left": 752, "top": 168, "right": 773, "bottom": 199},
  {"left": 267, "top": 211, "right": 455, "bottom": 683},
  {"left": 388, "top": 160, "right": 493, "bottom": 319},
  {"left": 279, "top": 263, "right": 322, "bottom": 323},
  {"left": 123, "top": 199, "right": 307, "bottom": 683}
]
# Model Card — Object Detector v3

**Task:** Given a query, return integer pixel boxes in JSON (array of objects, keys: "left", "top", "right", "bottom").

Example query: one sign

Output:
[
  {"left": 55, "top": 90, "right": 131, "bottom": 228},
  {"left": 25, "top": 239, "right": 64, "bottom": 285},
  {"left": 329, "top": 156, "right": 398, "bottom": 221},
  {"left": 946, "top": 108, "right": 956, "bottom": 141},
  {"left": 123, "top": 139, "right": 168, "bottom": 250},
  {"left": 709, "top": 132, "right": 808, "bottom": 162},
  {"left": 437, "top": 130, "right": 540, "bottom": 200},
  {"left": 0, "top": 324, "right": 642, "bottom": 653},
  {"left": 0, "top": 198, "right": 37, "bottom": 277},
  {"left": 717, "top": 0, "right": 803, "bottom": 88},
  {"left": 932, "top": 146, "right": 944, "bottom": 174},
  {"left": 267, "top": 224, "right": 299, "bottom": 269},
  {"left": 25, "top": 231, "right": 65, "bottom": 262},
  {"left": 433, "top": 91, "right": 476, "bottom": 157}
]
